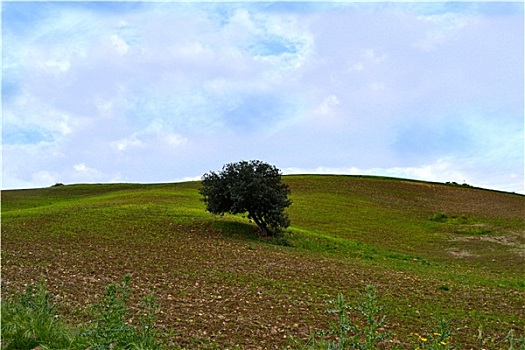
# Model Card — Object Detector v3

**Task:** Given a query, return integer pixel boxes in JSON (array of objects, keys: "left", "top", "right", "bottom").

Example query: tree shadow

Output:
[
  {"left": 211, "top": 219, "right": 292, "bottom": 247},
  {"left": 212, "top": 219, "right": 260, "bottom": 240}
]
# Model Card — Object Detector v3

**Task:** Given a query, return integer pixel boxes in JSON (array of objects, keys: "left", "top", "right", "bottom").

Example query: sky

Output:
[{"left": 2, "top": 1, "right": 524, "bottom": 193}]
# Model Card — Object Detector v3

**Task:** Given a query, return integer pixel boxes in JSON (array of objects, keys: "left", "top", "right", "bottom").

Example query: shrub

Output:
[
  {"left": 430, "top": 212, "right": 449, "bottom": 223},
  {"left": 430, "top": 212, "right": 470, "bottom": 225}
]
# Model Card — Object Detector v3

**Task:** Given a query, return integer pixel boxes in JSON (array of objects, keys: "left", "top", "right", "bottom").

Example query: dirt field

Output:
[{"left": 2, "top": 177, "right": 524, "bottom": 349}]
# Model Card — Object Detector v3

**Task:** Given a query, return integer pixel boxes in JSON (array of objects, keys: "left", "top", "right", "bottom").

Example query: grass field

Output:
[{"left": 2, "top": 175, "right": 524, "bottom": 349}]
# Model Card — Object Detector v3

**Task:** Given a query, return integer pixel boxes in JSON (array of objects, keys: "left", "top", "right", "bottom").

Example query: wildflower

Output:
[
  {"left": 440, "top": 341, "right": 447, "bottom": 345},
  {"left": 434, "top": 332, "right": 441, "bottom": 336}
]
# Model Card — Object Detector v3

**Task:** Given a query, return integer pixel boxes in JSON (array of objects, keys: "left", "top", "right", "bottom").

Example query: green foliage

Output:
[
  {"left": 1, "top": 276, "right": 164, "bottom": 350},
  {"left": 82, "top": 274, "right": 163, "bottom": 349},
  {"left": 437, "top": 285, "right": 449, "bottom": 291},
  {"left": 199, "top": 160, "right": 292, "bottom": 236},
  {"left": 1, "top": 281, "right": 87, "bottom": 350},
  {"left": 289, "top": 286, "right": 390, "bottom": 349},
  {"left": 430, "top": 212, "right": 470, "bottom": 225}
]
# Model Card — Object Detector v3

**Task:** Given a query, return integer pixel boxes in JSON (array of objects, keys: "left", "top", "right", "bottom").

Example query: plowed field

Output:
[{"left": 2, "top": 176, "right": 524, "bottom": 349}]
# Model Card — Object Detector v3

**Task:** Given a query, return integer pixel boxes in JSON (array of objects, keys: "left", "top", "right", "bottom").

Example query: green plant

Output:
[
  {"left": 413, "top": 318, "right": 452, "bottom": 350},
  {"left": 289, "top": 285, "right": 390, "bottom": 349},
  {"left": 1, "top": 277, "right": 165, "bottom": 350},
  {"left": 430, "top": 212, "right": 470, "bottom": 225},
  {"left": 430, "top": 212, "right": 449, "bottom": 223},
  {"left": 82, "top": 274, "right": 163, "bottom": 349},
  {"left": 0, "top": 281, "right": 87, "bottom": 350},
  {"left": 505, "top": 329, "right": 525, "bottom": 350},
  {"left": 134, "top": 292, "right": 164, "bottom": 347},
  {"left": 437, "top": 285, "right": 449, "bottom": 291}
]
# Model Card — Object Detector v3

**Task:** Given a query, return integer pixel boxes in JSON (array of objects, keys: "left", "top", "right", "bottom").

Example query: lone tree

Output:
[{"left": 199, "top": 160, "right": 292, "bottom": 236}]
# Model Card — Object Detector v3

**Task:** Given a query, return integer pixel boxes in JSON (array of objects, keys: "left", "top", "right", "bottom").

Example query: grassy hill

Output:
[{"left": 2, "top": 175, "right": 524, "bottom": 348}]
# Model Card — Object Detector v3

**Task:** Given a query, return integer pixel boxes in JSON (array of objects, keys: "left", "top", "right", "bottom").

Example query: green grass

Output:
[
  {"left": 1, "top": 281, "right": 84, "bottom": 350},
  {"left": 2, "top": 175, "right": 524, "bottom": 349},
  {"left": 285, "top": 175, "right": 524, "bottom": 271}
]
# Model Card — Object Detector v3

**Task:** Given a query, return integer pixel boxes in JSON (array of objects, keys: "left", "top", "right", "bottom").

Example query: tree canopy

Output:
[{"left": 199, "top": 160, "right": 292, "bottom": 236}]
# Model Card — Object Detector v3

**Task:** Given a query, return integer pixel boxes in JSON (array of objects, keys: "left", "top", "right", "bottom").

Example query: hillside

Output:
[{"left": 2, "top": 175, "right": 524, "bottom": 348}]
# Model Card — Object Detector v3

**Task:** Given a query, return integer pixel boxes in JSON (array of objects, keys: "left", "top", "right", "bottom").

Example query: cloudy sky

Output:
[{"left": 2, "top": 1, "right": 524, "bottom": 193}]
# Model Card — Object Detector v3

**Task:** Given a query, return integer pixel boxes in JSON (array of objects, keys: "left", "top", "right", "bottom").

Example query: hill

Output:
[{"left": 2, "top": 175, "right": 524, "bottom": 348}]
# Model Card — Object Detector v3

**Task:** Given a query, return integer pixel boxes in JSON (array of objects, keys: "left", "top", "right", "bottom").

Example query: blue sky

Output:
[{"left": 2, "top": 1, "right": 524, "bottom": 193}]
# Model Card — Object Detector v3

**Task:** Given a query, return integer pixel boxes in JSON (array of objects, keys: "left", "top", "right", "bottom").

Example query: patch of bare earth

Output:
[
  {"left": 446, "top": 248, "right": 478, "bottom": 258},
  {"left": 450, "top": 232, "right": 525, "bottom": 258}
]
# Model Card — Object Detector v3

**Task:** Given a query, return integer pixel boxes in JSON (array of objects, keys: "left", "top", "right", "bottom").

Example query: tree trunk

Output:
[{"left": 250, "top": 213, "right": 271, "bottom": 236}]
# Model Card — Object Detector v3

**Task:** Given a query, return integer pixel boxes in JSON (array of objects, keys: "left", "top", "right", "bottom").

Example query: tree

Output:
[{"left": 199, "top": 160, "right": 292, "bottom": 236}]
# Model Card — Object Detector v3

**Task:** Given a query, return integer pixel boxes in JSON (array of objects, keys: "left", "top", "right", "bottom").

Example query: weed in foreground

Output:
[
  {"left": 1, "top": 275, "right": 165, "bottom": 350},
  {"left": 82, "top": 274, "right": 164, "bottom": 349},
  {"left": 412, "top": 318, "right": 452, "bottom": 350},
  {"left": 476, "top": 326, "right": 525, "bottom": 350},
  {"left": 288, "top": 285, "right": 390, "bottom": 349},
  {"left": 288, "top": 287, "right": 524, "bottom": 350},
  {"left": 3, "top": 278, "right": 524, "bottom": 349},
  {"left": 505, "top": 329, "right": 525, "bottom": 350},
  {"left": 1, "top": 281, "right": 87, "bottom": 350}
]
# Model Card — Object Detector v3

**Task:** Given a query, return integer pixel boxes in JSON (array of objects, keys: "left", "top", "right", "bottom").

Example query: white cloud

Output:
[
  {"left": 32, "top": 171, "right": 58, "bottom": 187},
  {"left": 346, "top": 49, "right": 387, "bottom": 73},
  {"left": 110, "top": 34, "right": 130, "bottom": 55},
  {"left": 44, "top": 59, "right": 71, "bottom": 72},
  {"left": 369, "top": 82, "right": 386, "bottom": 91},
  {"left": 375, "top": 159, "right": 470, "bottom": 184},
  {"left": 348, "top": 62, "right": 364, "bottom": 72},
  {"left": 414, "top": 12, "right": 479, "bottom": 51},
  {"left": 362, "top": 48, "right": 388, "bottom": 64},
  {"left": 315, "top": 95, "right": 340, "bottom": 116},
  {"left": 112, "top": 135, "right": 145, "bottom": 152},
  {"left": 73, "top": 163, "right": 99, "bottom": 176},
  {"left": 111, "top": 118, "right": 188, "bottom": 152},
  {"left": 164, "top": 133, "right": 188, "bottom": 147},
  {"left": 284, "top": 157, "right": 524, "bottom": 194},
  {"left": 3, "top": 96, "right": 73, "bottom": 144}
]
